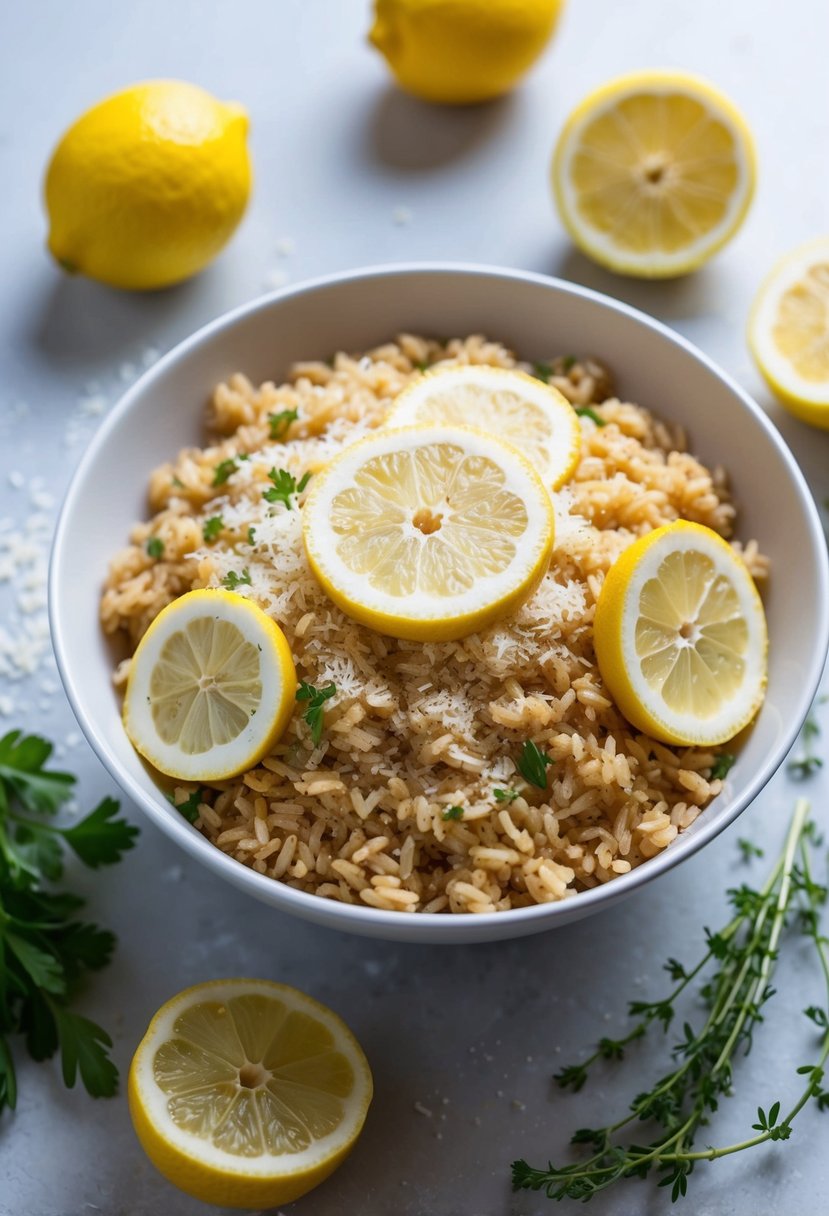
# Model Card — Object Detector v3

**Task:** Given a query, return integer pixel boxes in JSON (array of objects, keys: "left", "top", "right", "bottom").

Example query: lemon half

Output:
[
  {"left": 129, "top": 979, "right": 373, "bottom": 1209},
  {"left": 552, "top": 71, "right": 756, "bottom": 278},
  {"left": 594, "top": 521, "right": 767, "bottom": 745},
  {"left": 123, "top": 589, "right": 296, "bottom": 781},
  {"left": 302, "top": 425, "right": 555, "bottom": 642},
  {"left": 385, "top": 365, "right": 581, "bottom": 488},
  {"left": 748, "top": 237, "right": 829, "bottom": 429}
]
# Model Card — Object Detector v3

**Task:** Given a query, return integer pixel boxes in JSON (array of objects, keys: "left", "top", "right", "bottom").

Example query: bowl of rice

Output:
[{"left": 50, "top": 264, "right": 829, "bottom": 943}]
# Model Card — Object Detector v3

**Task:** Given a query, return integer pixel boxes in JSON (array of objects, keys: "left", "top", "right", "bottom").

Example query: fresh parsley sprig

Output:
[
  {"left": 263, "top": 467, "right": 311, "bottom": 509},
  {"left": 296, "top": 681, "right": 337, "bottom": 745},
  {"left": 168, "top": 787, "right": 205, "bottom": 824},
  {"left": 221, "top": 568, "right": 252, "bottom": 591},
  {"left": 517, "top": 740, "right": 554, "bottom": 790},
  {"left": 268, "top": 408, "right": 298, "bottom": 440},
  {"left": 512, "top": 798, "right": 829, "bottom": 1204},
  {"left": 710, "top": 752, "right": 736, "bottom": 781},
  {"left": 202, "top": 515, "right": 224, "bottom": 544},
  {"left": 0, "top": 731, "right": 137, "bottom": 1114},
  {"left": 212, "top": 457, "right": 239, "bottom": 487}
]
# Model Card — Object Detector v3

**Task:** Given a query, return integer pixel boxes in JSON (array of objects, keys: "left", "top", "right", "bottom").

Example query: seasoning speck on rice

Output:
[{"left": 101, "top": 334, "right": 769, "bottom": 915}]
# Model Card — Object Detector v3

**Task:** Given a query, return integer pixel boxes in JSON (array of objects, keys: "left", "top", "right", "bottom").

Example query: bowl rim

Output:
[{"left": 49, "top": 260, "right": 829, "bottom": 935}]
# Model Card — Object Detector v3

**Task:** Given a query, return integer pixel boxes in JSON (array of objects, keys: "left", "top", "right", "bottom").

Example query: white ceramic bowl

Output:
[{"left": 50, "top": 264, "right": 829, "bottom": 943}]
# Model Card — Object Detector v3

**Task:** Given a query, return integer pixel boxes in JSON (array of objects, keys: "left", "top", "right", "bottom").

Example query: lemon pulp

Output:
[
  {"left": 385, "top": 365, "right": 581, "bottom": 488},
  {"left": 749, "top": 238, "right": 829, "bottom": 428},
  {"left": 553, "top": 71, "right": 756, "bottom": 277},
  {"left": 123, "top": 589, "right": 297, "bottom": 781},
  {"left": 129, "top": 980, "right": 373, "bottom": 1209},
  {"left": 594, "top": 521, "right": 767, "bottom": 745},
  {"left": 302, "top": 425, "right": 555, "bottom": 641}
]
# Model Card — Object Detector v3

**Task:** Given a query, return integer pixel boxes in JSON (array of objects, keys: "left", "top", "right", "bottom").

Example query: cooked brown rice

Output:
[{"left": 101, "top": 334, "right": 768, "bottom": 915}]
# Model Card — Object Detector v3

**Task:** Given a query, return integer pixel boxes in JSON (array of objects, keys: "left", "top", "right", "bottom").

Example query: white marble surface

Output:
[{"left": 2, "top": 1, "right": 829, "bottom": 1213}]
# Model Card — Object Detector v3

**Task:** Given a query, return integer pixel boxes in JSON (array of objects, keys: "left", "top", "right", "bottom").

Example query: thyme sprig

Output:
[{"left": 512, "top": 798, "right": 829, "bottom": 1202}]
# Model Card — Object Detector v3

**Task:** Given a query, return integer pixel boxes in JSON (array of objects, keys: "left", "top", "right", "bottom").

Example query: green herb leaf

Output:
[
  {"left": 60, "top": 797, "right": 138, "bottom": 869},
  {"left": 561, "top": 354, "right": 577, "bottom": 372},
  {"left": 247, "top": 526, "right": 256, "bottom": 546},
  {"left": 268, "top": 408, "right": 298, "bottom": 439},
  {"left": 575, "top": 406, "right": 606, "bottom": 427},
  {"left": 296, "top": 680, "right": 337, "bottom": 745},
  {"left": 442, "top": 805, "right": 464, "bottom": 821},
  {"left": 212, "top": 458, "right": 238, "bottom": 487},
  {"left": 511, "top": 797, "right": 829, "bottom": 1204},
  {"left": 4, "top": 932, "right": 66, "bottom": 995},
  {"left": 0, "top": 732, "right": 74, "bottom": 816},
  {"left": 146, "top": 537, "right": 164, "bottom": 560},
  {"left": 516, "top": 740, "right": 553, "bottom": 790},
  {"left": 493, "top": 788, "right": 519, "bottom": 804},
  {"left": 0, "top": 733, "right": 129, "bottom": 1114},
  {"left": 711, "top": 753, "right": 736, "bottom": 780},
  {"left": 221, "top": 568, "right": 252, "bottom": 591},
  {"left": 53, "top": 1008, "right": 118, "bottom": 1098},
  {"left": 263, "top": 467, "right": 311, "bottom": 508},
  {"left": 169, "top": 787, "right": 205, "bottom": 824},
  {"left": 532, "top": 361, "right": 553, "bottom": 383},
  {"left": 202, "top": 515, "right": 224, "bottom": 543}
]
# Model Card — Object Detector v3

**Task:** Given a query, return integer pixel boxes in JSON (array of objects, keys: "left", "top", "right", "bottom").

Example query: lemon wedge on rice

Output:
[
  {"left": 123, "top": 589, "right": 296, "bottom": 781},
  {"left": 552, "top": 70, "right": 756, "bottom": 278},
  {"left": 593, "top": 521, "right": 767, "bottom": 746},
  {"left": 748, "top": 237, "right": 829, "bottom": 429},
  {"left": 385, "top": 365, "right": 581, "bottom": 488},
  {"left": 302, "top": 425, "right": 555, "bottom": 642},
  {"left": 128, "top": 979, "right": 373, "bottom": 1209}
]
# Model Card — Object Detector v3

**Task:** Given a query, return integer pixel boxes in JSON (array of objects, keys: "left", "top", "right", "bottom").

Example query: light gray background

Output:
[{"left": 2, "top": 1, "right": 829, "bottom": 1213}]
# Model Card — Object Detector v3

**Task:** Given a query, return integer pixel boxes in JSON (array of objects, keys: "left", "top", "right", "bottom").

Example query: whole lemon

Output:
[
  {"left": 369, "top": 0, "right": 565, "bottom": 105},
  {"left": 45, "top": 80, "right": 252, "bottom": 290}
]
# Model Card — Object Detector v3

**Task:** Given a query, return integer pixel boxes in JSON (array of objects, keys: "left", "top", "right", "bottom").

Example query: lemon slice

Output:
[
  {"left": 552, "top": 70, "right": 756, "bottom": 278},
  {"left": 128, "top": 979, "right": 373, "bottom": 1209},
  {"left": 385, "top": 365, "right": 581, "bottom": 488},
  {"left": 748, "top": 237, "right": 829, "bottom": 429},
  {"left": 123, "top": 589, "right": 297, "bottom": 781},
  {"left": 302, "top": 424, "right": 555, "bottom": 642},
  {"left": 593, "top": 521, "right": 767, "bottom": 745}
]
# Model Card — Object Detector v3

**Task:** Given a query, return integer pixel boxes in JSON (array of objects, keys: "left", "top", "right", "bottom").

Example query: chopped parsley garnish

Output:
[
  {"left": 493, "top": 788, "right": 520, "bottom": 804},
  {"left": 263, "top": 468, "right": 311, "bottom": 509},
  {"left": 268, "top": 408, "right": 299, "bottom": 440},
  {"left": 212, "top": 458, "right": 239, "bottom": 486},
  {"left": 168, "top": 787, "right": 205, "bottom": 824},
  {"left": 517, "top": 740, "right": 554, "bottom": 790},
  {"left": 442, "top": 805, "right": 464, "bottom": 821},
  {"left": 532, "top": 361, "right": 553, "bottom": 383},
  {"left": 561, "top": 354, "right": 577, "bottom": 372},
  {"left": 247, "top": 526, "right": 257, "bottom": 546},
  {"left": 710, "top": 752, "right": 736, "bottom": 781},
  {"left": 202, "top": 516, "right": 224, "bottom": 544},
  {"left": 171, "top": 475, "right": 184, "bottom": 489},
  {"left": 575, "top": 406, "right": 607, "bottom": 427},
  {"left": 221, "top": 568, "right": 252, "bottom": 591},
  {"left": 414, "top": 361, "right": 430, "bottom": 373},
  {"left": 146, "top": 537, "right": 164, "bottom": 560},
  {"left": 0, "top": 729, "right": 137, "bottom": 1113},
  {"left": 295, "top": 680, "right": 337, "bottom": 745}
]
